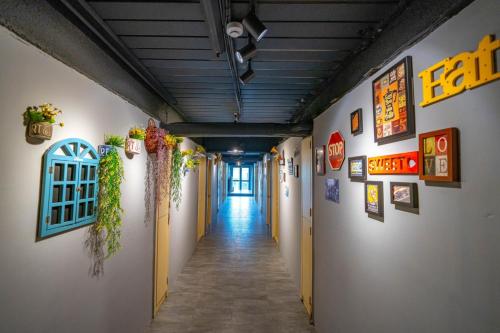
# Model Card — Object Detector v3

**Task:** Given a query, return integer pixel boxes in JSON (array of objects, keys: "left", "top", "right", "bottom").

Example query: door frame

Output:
[
  {"left": 197, "top": 157, "right": 208, "bottom": 241},
  {"left": 271, "top": 158, "right": 280, "bottom": 243},
  {"left": 228, "top": 163, "right": 254, "bottom": 196}
]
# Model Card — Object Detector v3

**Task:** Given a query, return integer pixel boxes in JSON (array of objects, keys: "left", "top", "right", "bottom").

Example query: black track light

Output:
[
  {"left": 242, "top": 11, "right": 268, "bottom": 42},
  {"left": 235, "top": 41, "right": 257, "bottom": 64},
  {"left": 239, "top": 62, "right": 255, "bottom": 85}
]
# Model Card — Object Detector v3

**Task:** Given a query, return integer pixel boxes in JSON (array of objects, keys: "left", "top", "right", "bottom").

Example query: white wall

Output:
[
  {"left": 312, "top": 0, "right": 500, "bottom": 332},
  {"left": 278, "top": 137, "right": 303, "bottom": 292},
  {"left": 0, "top": 25, "right": 198, "bottom": 333}
]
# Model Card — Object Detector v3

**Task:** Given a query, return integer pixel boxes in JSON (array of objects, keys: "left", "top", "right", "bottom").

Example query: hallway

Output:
[{"left": 148, "top": 197, "right": 314, "bottom": 333}]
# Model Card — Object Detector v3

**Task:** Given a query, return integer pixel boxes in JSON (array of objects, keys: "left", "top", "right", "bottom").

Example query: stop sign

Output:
[{"left": 327, "top": 131, "right": 345, "bottom": 170}]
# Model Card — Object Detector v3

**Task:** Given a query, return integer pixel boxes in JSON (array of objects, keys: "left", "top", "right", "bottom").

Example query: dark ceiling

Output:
[{"left": 86, "top": 0, "right": 403, "bottom": 124}]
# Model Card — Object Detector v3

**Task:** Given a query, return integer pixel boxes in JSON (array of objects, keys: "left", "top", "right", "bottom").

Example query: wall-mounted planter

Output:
[
  {"left": 98, "top": 144, "right": 114, "bottom": 157},
  {"left": 125, "top": 138, "right": 142, "bottom": 155},
  {"left": 145, "top": 118, "right": 159, "bottom": 154},
  {"left": 28, "top": 121, "right": 53, "bottom": 140}
]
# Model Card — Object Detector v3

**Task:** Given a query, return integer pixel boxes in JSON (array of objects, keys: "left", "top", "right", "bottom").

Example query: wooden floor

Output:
[{"left": 147, "top": 196, "right": 314, "bottom": 333}]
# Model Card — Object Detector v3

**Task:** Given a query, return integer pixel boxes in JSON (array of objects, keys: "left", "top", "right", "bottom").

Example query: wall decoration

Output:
[
  {"left": 315, "top": 145, "right": 326, "bottom": 175},
  {"left": 365, "top": 181, "right": 384, "bottom": 218},
  {"left": 38, "top": 138, "right": 99, "bottom": 239},
  {"left": 182, "top": 145, "right": 205, "bottom": 174},
  {"left": 285, "top": 185, "right": 290, "bottom": 198},
  {"left": 419, "top": 127, "right": 459, "bottom": 182},
  {"left": 372, "top": 56, "right": 415, "bottom": 145},
  {"left": 419, "top": 34, "right": 500, "bottom": 107},
  {"left": 350, "top": 108, "right": 363, "bottom": 135},
  {"left": 125, "top": 126, "right": 145, "bottom": 155},
  {"left": 294, "top": 165, "right": 300, "bottom": 178},
  {"left": 325, "top": 178, "right": 340, "bottom": 203},
  {"left": 24, "top": 103, "right": 64, "bottom": 141},
  {"left": 368, "top": 151, "right": 419, "bottom": 175},
  {"left": 287, "top": 157, "right": 294, "bottom": 175},
  {"left": 145, "top": 118, "right": 160, "bottom": 154},
  {"left": 279, "top": 149, "right": 285, "bottom": 166},
  {"left": 348, "top": 155, "right": 367, "bottom": 182},
  {"left": 390, "top": 182, "right": 418, "bottom": 209},
  {"left": 327, "top": 131, "right": 345, "bottom": 170}
]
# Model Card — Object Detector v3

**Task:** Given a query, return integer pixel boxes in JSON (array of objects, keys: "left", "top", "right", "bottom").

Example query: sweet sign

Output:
[
  {"left": 368, "top": 151, "right": 419, "bottom": 175},
  {"left": 419, "top": 34, "right": 500, "bottom": 107},
  {"left": 327, "top": 131, "right": 345, "bottom": 170}
]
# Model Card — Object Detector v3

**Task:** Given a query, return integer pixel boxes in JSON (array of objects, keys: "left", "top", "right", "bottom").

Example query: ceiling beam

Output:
[
  {"left": 161, "top": 122, "right": 312, "bottom": 137},
  {"left": 294, "top": 0, "right": 475, "bottom": 122}
]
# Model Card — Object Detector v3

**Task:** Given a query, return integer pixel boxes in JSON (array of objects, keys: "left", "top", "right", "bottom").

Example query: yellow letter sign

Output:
[{"left": 419, "top": 34, "right": 499, "bottom": 107}]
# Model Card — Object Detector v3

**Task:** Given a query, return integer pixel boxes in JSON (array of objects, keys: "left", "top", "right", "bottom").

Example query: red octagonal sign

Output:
[{"left": 328, "top": 131, "right": 345, "bottom": 170}]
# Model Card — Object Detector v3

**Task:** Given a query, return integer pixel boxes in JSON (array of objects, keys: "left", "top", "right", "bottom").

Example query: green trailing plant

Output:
[
  {"left": 96, "top": 147, "right": 124, "bottom": 258},
  {"left": 104, "top": 134, "right": 125, "bottom": 148},
  {"left": 171, "top": 146, "right": 183, "bottom": 209}
]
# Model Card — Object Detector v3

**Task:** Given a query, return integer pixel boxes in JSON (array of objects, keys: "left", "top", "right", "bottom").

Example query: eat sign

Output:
[{"left": 328, "top": 131, "right": 345, "bottom": 170}]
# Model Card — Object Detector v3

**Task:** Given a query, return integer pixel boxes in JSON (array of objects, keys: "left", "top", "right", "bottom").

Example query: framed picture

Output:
[
  {"left": 294, "top": 165, "right": 300, "bottom": 178},
  {"left": 390, "top": 182, "right": 418, "bottom": 208},
  {"left": 315, "top": 145, "right": 326, "bottom": 175},
  {"left": 372, "top": 56, "right": 415, "bottom": 145},
  {"left": 348, "top": 155, "right": 367, "bottom": 182},
  {"left": 365, "top": 181, "right": 384, "bottom": 218},
  {"left": 287, "top": 157, "right": 294, "bottom": 175},
  {"left": 350, "top": 108, "right": 363, "bottom": 135},
  {"left": 325, "top": 178, "right": 340, "bottom": 203},
  {"left": 279, "top": 150, "right": 285, "bottom": 166},
  {"left": 419, "top": 127, "right": 459, "bottom": 182}
]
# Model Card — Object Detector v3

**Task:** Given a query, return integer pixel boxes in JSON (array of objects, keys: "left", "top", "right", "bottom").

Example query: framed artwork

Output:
[
  {"left": 294, "top": 165, "right": 300, "bottom": 178},
  {"left": 365, "top": 181, "right": 384, "bottom": 218},
  {"left": 315, "top": 145, "right": 326, "bottom": 175},
  {"left": 350, "top": 108, "right": 363, "bottom": 135},
  {"left": 419, "top": 127, "right": 459, "bottom": 182},
  {"left": 287, "top": 157, "right": 294, "bottom": 175},
  {"left": 279, "top": 150, "right": 285, "bottom": 166},
  {"left": 325, "top": 178, "right": 340, "bottom": 203},
  {"left": 390, "top": 182, "right": 418, "bottom": 208},
  {"left": 372, "top": 56, "right": 415, "bottom": 145},
  {"left": 348, "top": 155, "right": 367, "bottom": 182}
]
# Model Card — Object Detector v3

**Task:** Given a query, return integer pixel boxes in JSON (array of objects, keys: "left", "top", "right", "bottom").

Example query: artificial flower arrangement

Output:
[
  {"left": 182, "top": 145, "right": 206, "bottom": 173},
  {"left": 24, "top": 103, "right": 64, "bottom": 140},
  {"left": 126, "top": 126, "right": 145, "bottom": 155},
  {"left": 164, "top": 134, "right": 184, "bottom": 209}
]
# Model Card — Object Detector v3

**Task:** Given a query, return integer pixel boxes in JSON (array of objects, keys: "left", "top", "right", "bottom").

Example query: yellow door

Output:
[
  {"left": 206, "top": 159, "right": 213, "bottom": 227},
  {"left": 271, "top": 158, "right": 280, "bottom": 243},
  {"left": 266, "top": 160, "right": 271, "bottom": 226},
  {"left": 197, "top": 157, "right": 207, "bottom": 241},
  {"left": 300, "top": 137, "right": 313, "bottom": 318},
  {"left": 154, "top": 165, "right": 171, "bottom": 316}
]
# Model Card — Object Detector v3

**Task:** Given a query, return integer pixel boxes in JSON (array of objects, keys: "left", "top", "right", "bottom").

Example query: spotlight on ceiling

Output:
[
  {"left": 235, "top": 41, "right": 257, "bottom": 64},
  {"left": 239, "top": 62, "right": 255, "bottom": 85},
  {"left": 242, "top": 11, "right": 268, "bottom": 42}
]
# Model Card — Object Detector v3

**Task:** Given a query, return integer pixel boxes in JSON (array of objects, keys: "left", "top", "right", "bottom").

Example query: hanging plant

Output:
[
  {"left": 182, "top": 145, "right": 205, "bottom": 174},
  {"left": 96, "top": 135, "right": 125, "bottom": 258},
  {"left": 165, "top": 134, "right": 184, "bottom": 209},
  {"left": 23, "top": 103, "right": 64, "bottom": 140},
  {"left": 126, "top": 126, "right": 145, "bottom": 155},
  {"left": 145, "top": 118, "right": 160, "bottom": 154}
]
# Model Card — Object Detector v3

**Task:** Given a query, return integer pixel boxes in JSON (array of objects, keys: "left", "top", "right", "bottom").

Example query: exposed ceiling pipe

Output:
[
  {"left": 161, "top": 122, "right": 312, "bottom": 137},
  {"left": 200, "top": 0, "right": 225, "bottom": 57}
]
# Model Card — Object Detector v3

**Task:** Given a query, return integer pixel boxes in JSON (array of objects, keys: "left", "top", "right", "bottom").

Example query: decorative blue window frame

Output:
[{"left": 38, "top": 138, "right": 99, "bottom": 239}]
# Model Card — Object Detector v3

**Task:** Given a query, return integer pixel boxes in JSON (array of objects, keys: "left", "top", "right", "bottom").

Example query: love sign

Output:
[
  {"left": 368, "top": 151, "right": 419, "bottom": 175},
  {"left": 327, "top": 131, "right": 345, "bottom": 170}
]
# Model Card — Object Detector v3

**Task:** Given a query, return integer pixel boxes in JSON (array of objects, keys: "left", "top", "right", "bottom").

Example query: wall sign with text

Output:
[
  {"left": 419, "top": 128, "right": 459, "bottom": 182},
  {"left": 327, "top": 131, "right": 345, "bottom": 171},
  {"left": 419, "top": 35, "right": 499, "bottom": 107},
  {"left": 368, "top": 151, "right": 419, "bottom": 175}
]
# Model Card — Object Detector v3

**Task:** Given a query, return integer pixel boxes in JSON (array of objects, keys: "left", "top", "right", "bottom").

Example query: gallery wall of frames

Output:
[{"left": 312, "top": 0, "right": 499, "bottom": 331}]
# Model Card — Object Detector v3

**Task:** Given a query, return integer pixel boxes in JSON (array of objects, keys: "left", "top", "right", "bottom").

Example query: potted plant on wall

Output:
[
  {"left": 99, "top": 134, "right": 125, "bottom": 157},
  {"left": 126, "top": 126, "right": 145, "bottom": 155},
  {"left": 23, "top": 103, "right": 64, "bottom": 140}
]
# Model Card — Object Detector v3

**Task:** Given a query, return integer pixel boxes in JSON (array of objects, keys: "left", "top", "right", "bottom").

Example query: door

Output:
[
  {"left": 197, "top": 157, "right": 207, "bottom": 241},
  {"left": 154, "top": 176, "right": 170, "bottom": 316},
  {"left": 206, "top": 159, "right": 213, "bottom": 228},
  {"left": 271, "top": 158, "right": 280, "bottom": 242},
  {"left": 229, "top": 165, "right": 253, "bottom": 195},
  {"left": 300, "top": 137, "right": 313, "bottom": 318}
]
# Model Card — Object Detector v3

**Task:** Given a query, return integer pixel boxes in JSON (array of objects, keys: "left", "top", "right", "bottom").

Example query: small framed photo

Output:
[
  {"left": 287, "top": 157, "right": 294, "bottom": 175},
  {"left": 419, "top": 127, "right": 459, "bottom": 182},
  {"left": 350, "top": 108, "right": 363, "bottom": 135},
  {"left": 325, "top": 178, "right": 340, "bottom": 203},
  {"left": 365, "top": 181, "right": 384, "bottom": 218},
  {"left": 390, "top": 182, "right": 418, "bottom": 208},
  {"left": 348, "top": 155, "right": 367, "bottom": 182},
  {"left": 315, "top": 145, "right": 326, "bottom": 175},
  {"left": 294, "top": 165, "right": 299, "bottom": 178}
]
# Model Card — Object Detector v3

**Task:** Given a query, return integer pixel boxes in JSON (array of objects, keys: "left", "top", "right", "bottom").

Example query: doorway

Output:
[{"left": 228, "top": 164, "right": 253, "bottom": 196}]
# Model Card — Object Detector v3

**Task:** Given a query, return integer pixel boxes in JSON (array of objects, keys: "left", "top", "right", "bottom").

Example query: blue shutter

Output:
[{"left": 39, "top": 138, "right": 99, "bottom": 238}]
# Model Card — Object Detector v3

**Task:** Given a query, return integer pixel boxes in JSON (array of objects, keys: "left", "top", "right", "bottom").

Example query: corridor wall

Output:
[
  {"left": 0, "top": 25, "right": 197, "bottom": 333},
  {"left": 277, "top": 137, "right": 303, "bottom": 292},
  {"left": 312, "top": 0, "right": 499, "bottom": 332}
]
